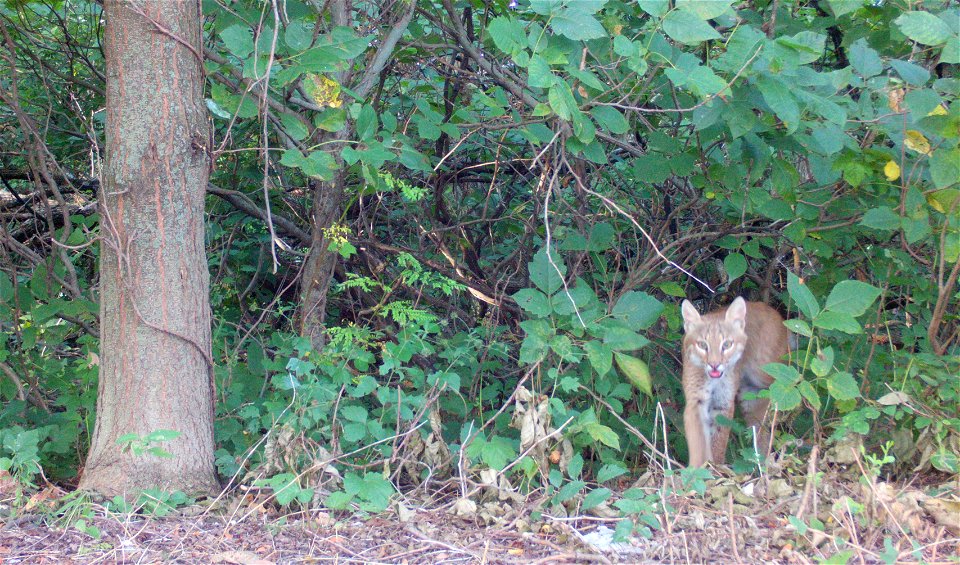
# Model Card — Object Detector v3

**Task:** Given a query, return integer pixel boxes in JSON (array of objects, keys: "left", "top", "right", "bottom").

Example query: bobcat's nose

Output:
[{"left": 708, "top": 364, "right": 723, "bottom": 379}]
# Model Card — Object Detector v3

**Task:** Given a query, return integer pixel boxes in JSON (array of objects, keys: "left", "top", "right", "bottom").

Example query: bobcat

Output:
[{"left": 680, "top": 297, "right": 789, "bottom": 467}]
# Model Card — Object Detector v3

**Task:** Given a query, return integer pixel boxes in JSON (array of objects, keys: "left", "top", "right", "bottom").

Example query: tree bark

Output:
[{"left": 79, "top": 0, "right": 218, "bottom": 497}]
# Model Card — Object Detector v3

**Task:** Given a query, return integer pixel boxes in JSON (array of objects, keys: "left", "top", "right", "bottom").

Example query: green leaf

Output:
[
  {"left": 487, "top": 17, "right": 526, "bottom": 56},
  {"left": 221, "top": 25, "right": 254, "bottom": 58},
  {"left": 285, "top": 20, "right": 314, "bottom": 51},
  {"left": 941, "top": 36, "right": 959, "bottom": 64},
  {"left": 860, "top": 207, "right": 902, "bottom": 231},
  {"left": 757, "top": 77, "right": 799, "bottom": 130},
  {"left": 590, "top": 106, "right": 629, "bottom": 134},
  {"left": 481, "top": 436, "right": 516, "bottom": 470},
  {"left": 612, "top": 291, "right": 663, "bottom": 329},
  {"left": 528, "top": 248, "right": 566, "bottom": 295},
  {"left": 824, "top": 280, "right": 881, "bottom": 316},
  {"left": 810, "top": 346, "right": 834, "bottom": 378},
  {"left": 798, "top": 380, "right": 822, "bottom": 410},
  {"left": 765, "top": 363, "right": 801, "bottom": 384},
  {"left": 814, "top": 311, "right": 862, "bottom": 334},
  {"left": 769, "top": 378, "right": 802, "bottom": 411},
  {"left": 723, "top": 253, "right": 748, "bottom": 283},
  {"left": 355, "top": 104, "right": 378, "bottom": 142},
  {"left": 895, "top": 12, "right": 953, "bottom": 46},
  {"left": 788, "top": 272, "right": 820, "bottom": 319},
  {"left": 557, "top": 480, "right": 586, "bottom": 502},
  {"left": 676, "top": 0, "right": 731, "bottom": 19},
  {"left": 339, "top": 405, "right": 368, "bottom": 423},
  {"left": 513, "top": 289, "right": 552, "bottom": 317},
  {"left": 584, "top": 340, "right": 613, "bottom": 376},
  {"left": 889, "top": 59, "right": 931, "bottom": 86},
  {"left": 528, "top": 56, "right": 555, "bottom": 88},
  {"left": 597, "top": 463, "right": 628, "bottom": 483},
  {"left": 582, "top": 488, "right": 613, "bottom": 510},
  {"left": 784, "top": 319, "right": 812, "bottom": 337},
  {"left": 849, "top": 38, "right": 882, "bottom": 78},
  {"left": 614, "top": 352, "right": 652, "bottom": 397},
  {"left": 548, "top": 83, "right": 579, "bottom": 121},
  {"left": 603, "top": 326, "right": 650, "bottom": 351},
  {"left": 930, "top": 148, "right": 960, "bottom": 190},
  {"left": 826, "top": 372, "right": 860, "bottom": 401},
  {"left": 551, "top": 14, "right": 606, "bottom": 40},
  {"left": 662, "top": 10, "right": 721, "bottom": 45},
  {"left": 637, "top": 0, "right": 669, "bottom": 18},
  {"left": 584, "top": 422, "right": 621, "bottom": 450},
  {"left": 826, "top": 0, "right": 862, "bottom": 17}
]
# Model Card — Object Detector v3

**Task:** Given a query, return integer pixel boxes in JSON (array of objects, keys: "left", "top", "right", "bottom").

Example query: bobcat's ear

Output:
[
  {"left": 681, "top": 300, "right": 701, "bottom": 333},
  {"left": 726, "top": 297, "right": 747, "bottom": 330}
]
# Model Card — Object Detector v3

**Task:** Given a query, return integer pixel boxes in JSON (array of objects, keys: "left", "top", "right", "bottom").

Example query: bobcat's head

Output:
[{"left": 681, "top": 297, "right": 748, "bottom": 380}]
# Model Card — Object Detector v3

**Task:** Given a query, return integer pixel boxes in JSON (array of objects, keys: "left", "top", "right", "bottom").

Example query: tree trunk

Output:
[
  {"left": 79, "top": 0, "right": 218, "bottom": 497},
  {"left": 297, "top": 168, "right": 345, "bottom": 349}
]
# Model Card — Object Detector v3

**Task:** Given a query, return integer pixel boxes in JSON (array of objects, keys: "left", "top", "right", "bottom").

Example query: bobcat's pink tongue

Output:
[{"left": 709, "top": 369, "right": 722, "bottom": 378}]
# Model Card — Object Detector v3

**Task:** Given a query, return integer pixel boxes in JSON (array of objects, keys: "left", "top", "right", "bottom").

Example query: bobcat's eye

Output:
[
  {"left": 697, "top": 340, "right": 709, "bottom": 351},
  {"left": 721, "top": 340, "right": 732, "bottom": 350}
]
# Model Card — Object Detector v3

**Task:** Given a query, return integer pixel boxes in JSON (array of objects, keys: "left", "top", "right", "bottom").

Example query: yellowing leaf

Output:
[
  {"left": 927, "top": 105, "right": 948, "bottom": 116},
  {"left": 304, "top": 74, "right": 342, "bottom": 108},
  {"left": 904, "top": 130, "right": 931, "bottom": 155},
  {"left": 884, "top": 160, "right": 901, "bottom": 181},
  {"left": 614, "top": 352, "right": 652, "bottom": 397},
  {"left": 927, "top": 189, "right": 960, "bottom": 214}
]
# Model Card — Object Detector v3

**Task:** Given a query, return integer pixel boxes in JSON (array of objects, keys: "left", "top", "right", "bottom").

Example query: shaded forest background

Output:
[{"left": 0, "top": 0, "right": 957, "bottom": 547}]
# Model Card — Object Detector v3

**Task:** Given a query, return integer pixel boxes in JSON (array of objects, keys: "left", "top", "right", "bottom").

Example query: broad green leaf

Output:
[
  {"left": 584, "top": 340, "right": 613, "bottom": 376},
  {"left": 529, "top": 248, "right": 566, "bottom": 295},
  {"left": 769, "top": 378, "right": 802, "bottom": 411},
  {"left": 612, "top": 291, "right": 663, "bottom": 329},
  {"left": 824, "top": 280, "right": 881, "bottom": 316},
  {"left": 784, "top": 319, "right": 812, "bottom": 337},
  {"left": 285, "top": 20, "right": 314, "bottom": 51},
  {"left": 860, "top": 207, "right": 901, "bottom": 231},
  {"left": 723, "top": 253, "right": 747, "bottom": 283},
  {"left": 513, "top": 289, "right": 552, "bottom": 317},
  {"left": 757, "top": 77, "right": 799, "bottom": 130},
  {"left": 849, "top": 38, "right": 882, "bottom": 78},
  {"left": 551, "top": 14, "right": 606, "bottom": 40},
  {"left": 764, "top": 362, "right": 801, "bottom": 384},
  {"left": 557, "top": 480, "right": 586, "bottom": 502},
  {"left": 930, "top": 148, "right": 960, "bottom": 190},
  {"left": 895, "top": 12, "right": 953, "bottom": 46},
  {"left": 590, "top": 106, "right": 629, "bottom": 134},
  {"left": 339, "top": 405, "right": 368, "bottom": 422},
  {"left": 798, "top": 380, "right": 822, "bottom": 410},
  {"left": 941, "top": 36, "right": 959, "bottom": 64},
  {"left": 584, "top": 422, "right": 621, "bottom": 450},
  {"left": 603, "top": 325, "right": 650, "bottom": 351},
  {"left": 810, "top": 346, "right": 834, "bottom": 378},
  {"left": 597, "top": 463, "right": 628, "bottom": 483},
  {"left": 814, "top": 311, "right": 862, "bottom": 334},
  {"left": 637, "top": 0, "right": 669, "bottom": 18},
  {"left": 355, "top": 104, "right": 377, "bottom": 142},
  {"left": 582, "top": 488, "right": 613, "bottom": 510},
  {"left": 826, "top": 372, "right": 860, "bottom": 401},
  {"left": 787, "top": 272, "right": 820, "bottom": 319},
  {"left": 614, "top": 352, "right": 652, "bottom": 397},
  {"left": 826, "top": 0, "right": 862, "bottom": 17},
  {"left": 528, "top": 56, "right": 555, "bottom": 88},
  {"left": 487, "top": 17, "right": 526, "bottom": 55},
  {"left": 548, "top": 83, "right": 579, "bottom": 121},
  {"left": 889, "top": 59, "right": 931, "bottom": 86},
  {"left": 675, "top": 0, "right": 731, "bottom": 20},
  {"left": 662, "top": 10, "right": 721, "bottom": 45},
  {"left": 221, "top": 25, "right": 254, "bottom": 58}
]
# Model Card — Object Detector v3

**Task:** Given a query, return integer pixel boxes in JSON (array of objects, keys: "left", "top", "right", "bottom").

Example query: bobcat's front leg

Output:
[{"left": 684, "top": 400, "right": 711, "bottom": 467}]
